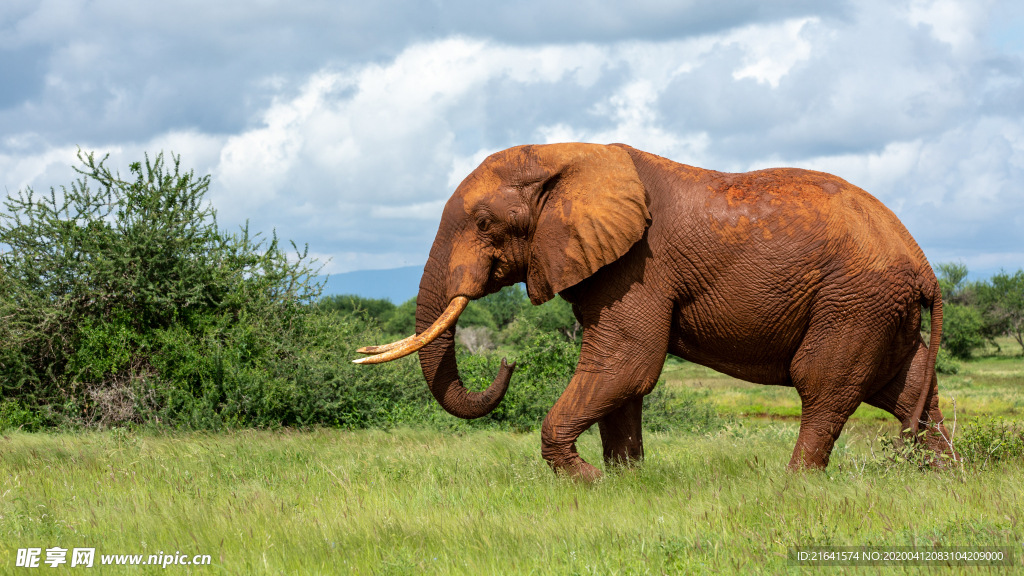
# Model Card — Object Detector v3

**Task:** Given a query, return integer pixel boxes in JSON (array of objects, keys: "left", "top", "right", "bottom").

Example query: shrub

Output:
[
  {"left": 0, "top": 151, "right": 260, "bottom": 425},
  {"left": 383, "top": 297, "right": 417, "bottom": 335},
  {"left": 0, "top": 400, "right": 44, "bottom": 432},
  {"left": 318, "top": 294, "right": 397, "bottom": 323},
  {"left": 0, "top": 151, "right": 429, "bottom": 429},
  {"left": 458, "top": 301, "right": 498, "bottom": 330},
  {"left": 456, "top": 331, "right": 578, "bottom": 432},
  {"left": 505, "top": 295, "right": 581, "bottom": 345},
  {"left": 935, "top": 347, "right": 961, "bottom": 375},
  {"left": 942, "top": 303, "right": 986, "bottom": 359},
  {"left": 643, "top": 385, "right": 722, "bottom": 434},
  {"left": 475, "top": 284, "right": 528, "bottom": 329},
  {"left": 146, "top": 310, "right": 428, "bottom": 429},
  {"left": 453, "top": 329, "right": 721, "bottom": 435},
  {"left": 955, "top": 419, "right": 1024, "bottom": 465}
]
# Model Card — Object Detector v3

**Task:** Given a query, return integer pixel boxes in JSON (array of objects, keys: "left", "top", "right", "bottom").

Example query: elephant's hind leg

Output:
[
  {"left": 865, "top": 339, "right": 955, "bottom": 460},
  {"left": 788, "top": 312, "right": 891, "bottom": 469},
  {"left": 598, "top": 396, "right": 645, "bottom": 466},
  {"left": 790, "top": 392, "right": 862, "bottom": 470}
]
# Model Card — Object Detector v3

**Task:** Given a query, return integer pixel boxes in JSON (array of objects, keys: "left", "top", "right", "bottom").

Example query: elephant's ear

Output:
[{"left": 526, "top": 143, "right": 650, "bottom": 304}]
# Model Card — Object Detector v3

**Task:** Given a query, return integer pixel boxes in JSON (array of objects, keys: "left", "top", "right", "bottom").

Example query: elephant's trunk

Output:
[
  {"left": 413, "top": 258, "right": 514, "bottom": 419},
  {"left": 352, "top": 253, "right": 514, "bottom": 419}
]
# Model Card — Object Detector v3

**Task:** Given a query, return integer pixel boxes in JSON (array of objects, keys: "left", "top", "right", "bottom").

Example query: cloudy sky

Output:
[{"left": 2, "top": 0, "right": 1022, "bottom": 279}]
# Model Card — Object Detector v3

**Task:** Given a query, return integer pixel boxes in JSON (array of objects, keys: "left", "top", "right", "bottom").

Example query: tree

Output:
[
  {"left": 942, "top": 303, "right": 987, "bottom": 359},
  {"left": 506, "top": 295, "right": 581, "bottom": 344},
  {"left": 980, "top": 270, "right": 1024, "bottom": 354},
  {"left": 475, "top": 284, "right": 528, "bottom": 329},
  {"left": 319, "top": 294, "right": 396, "bottom": 323},
  {"left": 936, "top": 261, "right": 970, "bottom": 304},
  {"left": 458, "top": 301, "right": 498, "bottom": 330},
  {"left": 933, "top": 262, "right": 987, "bottom": 358}
]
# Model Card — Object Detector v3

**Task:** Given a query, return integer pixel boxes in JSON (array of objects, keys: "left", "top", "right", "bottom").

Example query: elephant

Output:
[{"left": 355, "top": 143, "right": 953, "bottom": 479}]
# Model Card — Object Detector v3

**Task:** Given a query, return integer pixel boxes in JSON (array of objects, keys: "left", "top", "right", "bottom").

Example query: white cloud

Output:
[
  {"left": 207, "top": 16, "right": 817, "bottom": 222},
  {"left": 0, "top": 130, "right": 224, "bottom": 197},
  {"left": 447, "top": 148, "right": 498, "bottom": 188},
  {"left": 326, "top": 251, "right": 430, "bottom": 273},
  {"left": 729, "top": 17, "right": 817, "bottom": 87},
  {"left": 536, "top": 77, "right": 712, "bottom": 162},
  {"left": 370, "top": 200, "right": 447, "bottom": 220},
  {"left": 2, "top": 0, "right": 1022, "bottom": 281},
  {"left": 907, "top": 0, "right": 988, "bottom": 50}
]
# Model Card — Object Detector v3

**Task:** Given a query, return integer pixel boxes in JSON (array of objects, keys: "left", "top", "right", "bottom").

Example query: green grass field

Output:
[
  {"left": 2, "top": 343, "right": 1023, "bottom": 574},
  {"left": 662, "top": 337, "right": 1024, "bottom": 423}
]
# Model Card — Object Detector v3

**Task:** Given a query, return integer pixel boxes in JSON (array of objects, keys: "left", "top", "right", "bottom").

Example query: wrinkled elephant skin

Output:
[{"left": 358, "top": 143, "right": 952, "bottom": 478}]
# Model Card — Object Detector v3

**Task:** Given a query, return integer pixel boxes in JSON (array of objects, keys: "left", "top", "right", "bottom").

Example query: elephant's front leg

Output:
[
  {"left": 541, "top": 371, "right": 652, "bottom": 480},
  {"left": 540, "top": 305, "right": 669, "bottom": 479}
]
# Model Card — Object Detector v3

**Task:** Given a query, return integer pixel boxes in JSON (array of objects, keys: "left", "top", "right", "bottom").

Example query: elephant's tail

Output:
[{"left": 909, "top": 278, "right": 943, "bottom": 438}]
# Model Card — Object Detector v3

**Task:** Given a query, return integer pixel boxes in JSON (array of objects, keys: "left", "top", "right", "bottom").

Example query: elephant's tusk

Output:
[
  {"left": 356, "top": 334, "right": 417, "bottom": 355},
  {"left": 353, "top": 296, "right": 468, "bottom": 364}
]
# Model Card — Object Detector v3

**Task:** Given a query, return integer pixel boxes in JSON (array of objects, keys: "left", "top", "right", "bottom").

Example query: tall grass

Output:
[{"left": 2, "top": 425, "right": 1021, "bottom": 574}]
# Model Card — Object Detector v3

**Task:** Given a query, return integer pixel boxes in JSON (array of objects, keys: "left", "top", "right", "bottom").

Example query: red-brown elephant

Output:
[{"left": 356, "top": 143, "right": 953, "bottom": 479}]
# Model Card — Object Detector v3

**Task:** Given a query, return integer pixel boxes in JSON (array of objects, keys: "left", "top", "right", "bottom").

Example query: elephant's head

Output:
[{"left": 354, "top": 143, "right": 650, "bottom": 419}]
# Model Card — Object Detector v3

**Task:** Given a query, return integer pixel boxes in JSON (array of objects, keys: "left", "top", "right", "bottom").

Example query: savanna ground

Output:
[{"left": 2, "top": 340, "right": 1023, "bottom": 575}]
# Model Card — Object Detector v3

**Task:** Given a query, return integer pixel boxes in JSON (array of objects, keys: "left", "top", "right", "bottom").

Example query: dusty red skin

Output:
[{"left": 393, "top": 142, "right": 952, "bottom": 479}]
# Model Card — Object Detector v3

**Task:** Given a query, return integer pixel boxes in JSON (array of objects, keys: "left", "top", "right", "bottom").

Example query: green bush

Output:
[
  {"left": 147, "top": 310, "right": 429, "bottom": 430},
  {"left": 935, "top": 347, "right": 961, "bottom": 375},
  {"left": 0, "top": 400, "right": 44, "bottom": 432},
  {"left": 942, "top": 303, "right": 986, "bottom": 359},
  {"left": 0, "top": 151, "right": 430, "bottom": 429},
  {"left": 453, "top": 328, "right": 721, "bottom": 435},
  {"left": 458, "top": 300, "right": 498, "bottom": 330},
  {"left": 318, "top": 294, "right": 397, "bottom": 323},
  {"left": 955, "top": 419, "right": 1024, "bottom": 465},
  {"left": 643, "top": 385, "right": 722, "bottom": 434},
  {"left": 383, "top": 297, "right": 417, "bottom": 335},
  {"left": 455, "top": 331, "right": 578, "bottom": 431},
  {"left": 505, "top": 295, "right": 581, "bottom": 345}
]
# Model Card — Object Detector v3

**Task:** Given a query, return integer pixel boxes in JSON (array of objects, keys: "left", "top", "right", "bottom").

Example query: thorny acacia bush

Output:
[{"left": 0, "top": 151, "right": 426, "bottom": 430}]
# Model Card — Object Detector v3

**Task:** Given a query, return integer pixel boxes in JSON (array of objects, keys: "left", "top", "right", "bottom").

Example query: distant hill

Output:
[{"left": 319, "top": 265, "right": 423, "bottom": 304}]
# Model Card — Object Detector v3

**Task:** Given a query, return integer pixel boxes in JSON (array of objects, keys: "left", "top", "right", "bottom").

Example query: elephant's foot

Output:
[
  {"left": 541, "top": 434, "right": 603, "bottom": 481},
  {"left": 549, "top": 456, "right": 603, "bottom": 482},
  {"left": 904, "top": 420, "right": 960, "bottom": 467},
  {"left": 786, "top": 450, "right": 828, "bottom": 471}
]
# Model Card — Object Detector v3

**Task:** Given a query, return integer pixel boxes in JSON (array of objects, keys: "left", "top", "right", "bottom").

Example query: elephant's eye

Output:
[{"left": 476, "top": 217, "right": 491, "bottom": 232}]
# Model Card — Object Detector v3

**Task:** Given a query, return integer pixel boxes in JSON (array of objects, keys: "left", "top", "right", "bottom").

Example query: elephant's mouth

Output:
[{"left": 352, "top": 296, "right": 468, "bottom": 364}]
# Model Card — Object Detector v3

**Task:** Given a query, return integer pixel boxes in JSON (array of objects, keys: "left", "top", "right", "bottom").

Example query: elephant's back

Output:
[{"left": 698, "top": 167, "right": 928, "bottom": 277}]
